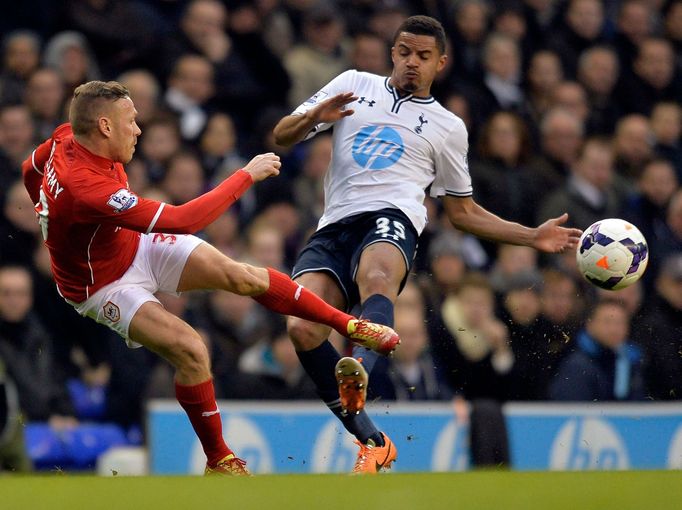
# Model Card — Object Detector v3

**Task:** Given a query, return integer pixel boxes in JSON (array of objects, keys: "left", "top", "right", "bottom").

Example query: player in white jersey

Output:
[{"left": 274, "top": 15, "right": 582, "bottom": 474}]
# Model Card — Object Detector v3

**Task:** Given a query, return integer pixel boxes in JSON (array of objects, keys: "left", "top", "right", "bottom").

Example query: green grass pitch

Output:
[{"left": 3, "top": 471, "right": 681, "bottom": 510}]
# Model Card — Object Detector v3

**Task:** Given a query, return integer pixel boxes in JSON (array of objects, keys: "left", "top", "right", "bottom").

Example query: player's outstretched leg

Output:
[{"left": 253, "top": 268, "right": 400, "bottom": 354}]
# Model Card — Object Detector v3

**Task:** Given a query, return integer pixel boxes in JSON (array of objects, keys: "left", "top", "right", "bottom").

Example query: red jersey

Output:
[{"left": 23, "top": 123, "right": 253, "bottom": 303}]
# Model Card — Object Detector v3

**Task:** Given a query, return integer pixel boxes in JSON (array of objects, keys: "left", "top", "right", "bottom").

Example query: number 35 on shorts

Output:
[{"left": 375, "top": 217, "right": 406, "bottom": 241}]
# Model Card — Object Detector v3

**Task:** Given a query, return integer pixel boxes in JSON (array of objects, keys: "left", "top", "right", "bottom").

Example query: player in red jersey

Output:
[{"left": 22, "top": 81, "right": 400, "bottom": 475}]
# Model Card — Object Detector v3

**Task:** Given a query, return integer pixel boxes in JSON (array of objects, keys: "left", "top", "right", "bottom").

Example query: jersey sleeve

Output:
[
  {"left": 22, "top": 139, "right": 52, "bottom": 204},
  {"left": 291, "top": 69, "right": 357, "bottom": 140},
  {"left": 72, "top": 169, "right": 253, "bottom": 234},
  {"left": 21, "top": 123, "right": 72, "bottom": 204},
  {"left": 430, "top": 117, "right": 473, "bottom": 199}
]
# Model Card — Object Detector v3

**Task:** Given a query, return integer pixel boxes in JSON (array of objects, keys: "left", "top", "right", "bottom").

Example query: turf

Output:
[{"left": 2, "top": 470, "right": 680, "bottom": 510}]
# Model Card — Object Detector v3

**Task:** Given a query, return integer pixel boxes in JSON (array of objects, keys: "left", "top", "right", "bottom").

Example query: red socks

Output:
[
  {"left": 175, "top": 379, "right": 231, "bottom": 467},
  {"left": 253, "top": 268, "right": 353, "bottom": 336}
]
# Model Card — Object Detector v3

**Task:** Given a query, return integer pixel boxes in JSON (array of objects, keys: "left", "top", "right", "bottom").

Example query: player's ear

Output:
[
  {"left": 437, "top": 54, "right": 447, "bottom": 73},
  {"left": 97, "top": 116, "right": 112, "bottom": 138}
]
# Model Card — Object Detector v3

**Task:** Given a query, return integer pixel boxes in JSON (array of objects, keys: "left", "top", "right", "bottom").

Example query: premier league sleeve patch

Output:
[
  {"left": 304, "top": 90, "right": 328, "bottom": 105},
  {"left": 107, "top": 188, "right": 138, "bottom": 213}
]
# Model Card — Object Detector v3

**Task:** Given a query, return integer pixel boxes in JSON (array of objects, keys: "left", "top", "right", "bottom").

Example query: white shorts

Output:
[{"left": 69, "top": 233, "right": 204, "bottom": 347}]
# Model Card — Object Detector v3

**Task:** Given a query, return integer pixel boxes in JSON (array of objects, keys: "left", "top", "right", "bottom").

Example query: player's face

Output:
[
  {"left": 108, "top": 97, "right": 141, "bottom": 164},
  {"left": 390, "top": 33, "right": 446, "bottom": 97}
]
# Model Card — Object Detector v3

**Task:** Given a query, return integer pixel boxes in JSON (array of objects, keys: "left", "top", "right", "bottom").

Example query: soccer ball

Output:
[{"left": 576, "top": 218, "right": 649, "bottom": 290}]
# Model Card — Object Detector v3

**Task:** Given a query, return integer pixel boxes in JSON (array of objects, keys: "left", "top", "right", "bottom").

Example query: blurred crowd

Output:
[{"left": 1, "top": 0, "right": 682, "bottom": 468}]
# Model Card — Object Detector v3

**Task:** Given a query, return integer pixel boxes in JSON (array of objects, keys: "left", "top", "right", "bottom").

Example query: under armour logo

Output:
[
  {"left": 358, "top": 97, "right": 376, "bottom": 107},
  {"left": 201, "top": 408, "right": 220, "bottom": 417},
  {"left": 415, "top": 113, "right": 428, "bottom": 133}
]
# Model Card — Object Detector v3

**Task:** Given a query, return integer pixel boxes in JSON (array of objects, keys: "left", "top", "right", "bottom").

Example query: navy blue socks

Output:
[
  {"left": 352, "top": 294, "right": 395, "bottom": 374},
  {"left": 296, "top": 340, "right": 384, "bottom": 446}
]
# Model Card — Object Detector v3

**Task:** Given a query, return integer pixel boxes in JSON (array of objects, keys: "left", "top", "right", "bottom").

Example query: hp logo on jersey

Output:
[{"left": 351, "top": 125, "right": 404, "bottom": 170}]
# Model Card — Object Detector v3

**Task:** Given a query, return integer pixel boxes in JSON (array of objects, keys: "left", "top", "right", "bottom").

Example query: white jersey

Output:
[{"left": 292, "top": 69, "right": 472, "bottom": 234}]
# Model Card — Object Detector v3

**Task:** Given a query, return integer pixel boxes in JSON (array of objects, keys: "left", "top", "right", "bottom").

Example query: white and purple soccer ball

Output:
[{"left": 576, "top": 218, "right": 649, "bottom": 290}]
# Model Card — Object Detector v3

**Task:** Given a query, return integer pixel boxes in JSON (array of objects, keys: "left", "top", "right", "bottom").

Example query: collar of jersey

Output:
[
  {"left": 73, "top": 138, "right": 116, "bottom": 171},
  {"left": 384, "top": 78, "right": 435, "bottom": 104}
]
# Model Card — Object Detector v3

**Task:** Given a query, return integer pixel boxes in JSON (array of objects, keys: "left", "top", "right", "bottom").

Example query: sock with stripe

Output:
[
  {"left": 175, "top": 378, "right": 231, "bottom": 467},
  {"left": 253, "top": 268, "right": 352, "bottom": 337},
  {"left": 296, "top": 340, "right": 384, "bottom": 446}
]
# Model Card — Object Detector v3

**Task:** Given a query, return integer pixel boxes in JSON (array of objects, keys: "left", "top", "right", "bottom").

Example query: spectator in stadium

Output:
[
  {"left": 617, "top": 37, "right": 682, "bottom": 115},
  {"left": 664, "top": 1, "right": 682, "bottom": 70},
  {"left": 0, "top": 30, "right": 41, "bottom": 105},
  {"left": 0, "top": 356, "right": 32, "bottom": 472},
  {"left": 537, "top": 137, "right": 626, "bottom": 230},
  {"left": 613, "top": 0, "right": 655, "bottom": 74},
  {"left": 497, "top": 270, "right": 557, "bottom": 400},
  {"left": 647, "top": 188, "right": 682, "bottom": 276},
  {"left": 24, "top": 67, "right": 66, "bottom": 142},
  {"left": 43, "top": 31, "right": 101, "bottom": 97},
  {"left": 21, "top": 80, "right": 398, "bottom": 475},
  {"left": 284, "top": 2, "right": 350, "bottom": 109},
  {"left": 532, "top": 108, "right": 585, "bottom": 191},
  {"left": 577, "top": 46, "right": 622, "bottom": 135},
  {"left": 635, "top": 253, "right": 682, "bottom": 400},
  {"left": 163, "top": 54, "right": 216, "bottom": 143},
  {"left": 0, "top": 265, "right": 77, "bottom": 426},
  {"left": 488, "top": 244, "right": 539, "bottom": 294},
  {"left": 650, "top": 102, "right": 682, "bottom": 179},
  {"left": 429, "top": 272, "right": 514, "bottom": 402},
  {"left": 137, "top": 114, "right": 182, "bottom": 183},
  {"left": 549, "top": 299, "right": 645, "bottom": 401},
  {"left": 0, "top": 180, "right": 40, "bottom": 266},
  {"left": 61, "top": 0, "right": 162, "bottom": 75},
  {"left": 200, "top": 112, "right": 247, "bottom": 184},
  {"left": 471, "top": 111, "right": 540, "bottom": 229},
  {"left": 228, "top": 318, "right": 318, "bottom": 400},
  {"left": 535, "top": 268, "right": 584, "bottom": 350},
  {"left": 159, "top": 151, "right": 206, "bottom": 206},
  {"left": 614, "top": 114, "right": 655, "bottom": 181},
  {"left": 372, "top": 305, "right": 450, "bottom": 402},
  {"left": 0, "top": 105, "right": 35, "bottom": 188},
  {"left": 293, "top": 134, "right": 332, "bottom": 232},
  {"left": 469, "top": 32, "right": 525, "bottom": 125},
  {"left": 444, "top": 0, "right": 489, "bottom": 82},
  {"left": 621, "top": 158, "right": 678, "bottom": 258},
  {"left": 547, "top": 0, "right": 608, "bottom": 78},
  {"left": 116, "top": 70, "right": 162, "bottom": 129},
  {"left": 549, "top": 81, "right": 590, "bottom": 129},
  {"left": 419, "top": 230, "right": 475, "bottom": 312},
  {"left": 349, "top": 31, "right": 391, "bottom": 76},
  {"left": 523, "top": 50, "right": 564, "bottom": 127}
]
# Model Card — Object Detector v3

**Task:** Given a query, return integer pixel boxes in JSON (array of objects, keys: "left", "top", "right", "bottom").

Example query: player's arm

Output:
[
  {"left": 434, "top": 119, "right": 581, "bottom": 253},
  {"left": 21, "top": 138, "right": 52, "bottom": 204},
  {"left": 443, "top": 196, "right": 581, "bottom": 253},
  {"left": 273, "top": 92, "right": 357, "bottom": 147},
  {"left": 274, "top": 70, "right": 359, "bottom": 147},
  {"left": 76, "top": 153, "right": 280, "bottom": 234},
  {"left": 21, "top": 123, "right": 72, "bottom": 203}
]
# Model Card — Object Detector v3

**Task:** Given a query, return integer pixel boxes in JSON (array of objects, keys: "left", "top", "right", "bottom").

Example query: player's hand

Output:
[
  {"left": 243, "top": 152, "right": 281, "bottom": 182},
  {"left": 533, "top": 213, "right": 583, "bottom": 253},
  {"left": 305, "top": 92, "right": 358, "bottom": 124}
]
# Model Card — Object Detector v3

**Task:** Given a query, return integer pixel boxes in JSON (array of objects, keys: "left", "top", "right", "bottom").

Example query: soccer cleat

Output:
[
  {"left": 336, "top": 356, "right": 368, "bottom": 415},
  {"left": 204, "top": 454, "right": 252, "bottom": 476},
  {"left": 353, "top": 433, "right": 397, "bottom": 475},
  {"left": 346, "top": 319, "right": 400, "bottom": 356}
]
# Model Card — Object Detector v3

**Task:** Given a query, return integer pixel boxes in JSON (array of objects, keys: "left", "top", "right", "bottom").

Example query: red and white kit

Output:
[{"left": 22, "top": 123, "right": 253, "bottom": 340}]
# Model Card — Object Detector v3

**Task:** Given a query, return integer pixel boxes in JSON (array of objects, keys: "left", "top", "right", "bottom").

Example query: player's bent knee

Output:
[
  {"left": 287, "top": 316, "right": 327, "bottom": 351},
  {"left": 171, "top": 333, "right": 210, "bottom": 376},
  {"left": 220, "top": 262, "right": 267, "bottom": 296}
]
